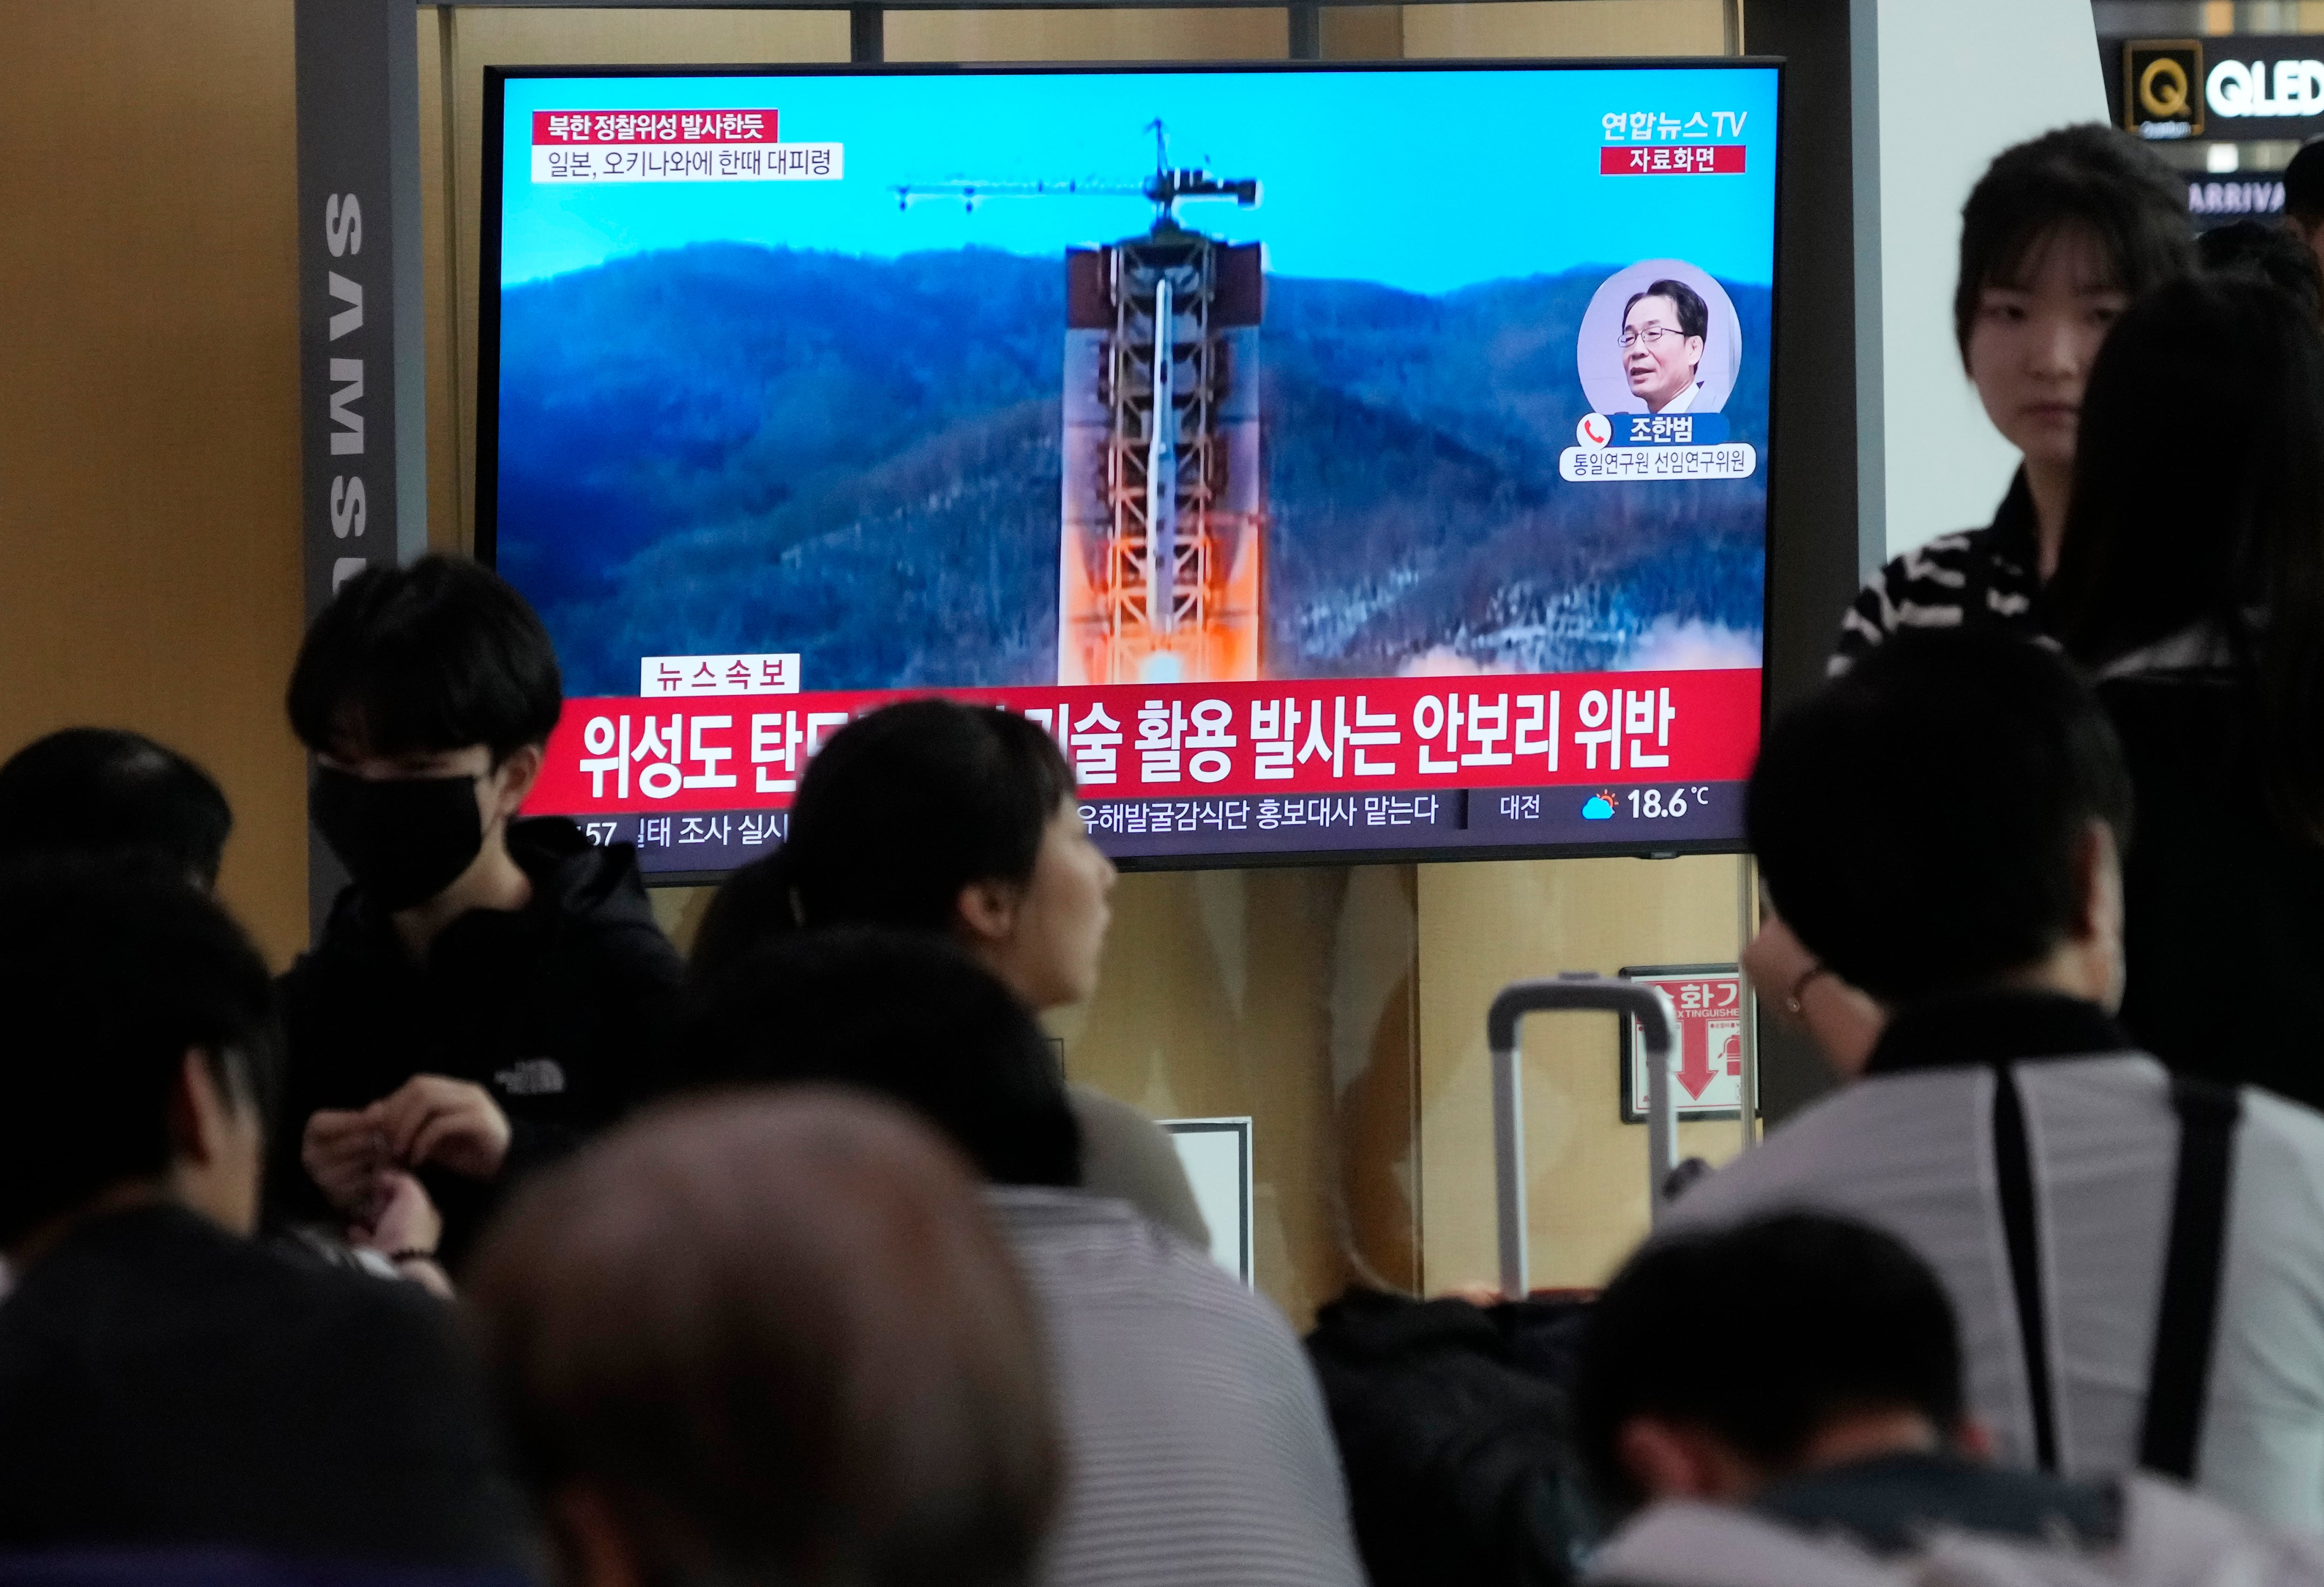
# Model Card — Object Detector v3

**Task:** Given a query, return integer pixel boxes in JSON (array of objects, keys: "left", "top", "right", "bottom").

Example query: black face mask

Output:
[{"left": 310, "top": 766, "right": 487, "bottom": 913}]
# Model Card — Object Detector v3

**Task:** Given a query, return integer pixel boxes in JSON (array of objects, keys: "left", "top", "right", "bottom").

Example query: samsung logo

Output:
[{"left": 322, "top": 192, "right": 368, "bottom": 592}]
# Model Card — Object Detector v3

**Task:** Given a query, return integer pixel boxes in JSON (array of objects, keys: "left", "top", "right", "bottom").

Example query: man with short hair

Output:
[
  {"left": 466, "top": 1090, "right": 1063, "bottom": 1587},
  {"left": 0, "top": 727, "right": 233, "bottom": 889},
  {"left": 0, "top": 860, "right": 526, "bottom": 1566},
  {"left": 1621, "top": 278, "right": 1709, "bottom": 413},
  {"left": 273, "top": 555, "right": 683, "bottom": 1265},
  {"left": 1578, "top": 1214, "right": 2324, "bottom": 1586},
  {"left": 1677, "top": 629, "right": 2324, "bottom": 1531}
]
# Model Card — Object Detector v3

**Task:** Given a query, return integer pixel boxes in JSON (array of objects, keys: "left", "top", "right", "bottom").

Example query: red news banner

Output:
[{"left": 528, "top": 668, "right": 1762, "bottom": 817}]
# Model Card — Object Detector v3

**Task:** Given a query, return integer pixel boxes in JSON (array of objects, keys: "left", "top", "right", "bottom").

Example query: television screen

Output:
[{"left": 482, "top": 59, "right": 1781, "bottom": 875}]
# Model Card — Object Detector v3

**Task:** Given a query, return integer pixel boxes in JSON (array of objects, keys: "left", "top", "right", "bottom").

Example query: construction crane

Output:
[
  {"left": 896, "top": 123, "right": 1267, "bottom": 687},
  {"left": 892, "top": 119, "right": 1261, "bottom": 222}
]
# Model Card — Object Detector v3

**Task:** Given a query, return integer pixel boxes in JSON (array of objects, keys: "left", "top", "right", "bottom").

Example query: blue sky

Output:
[{"left": 499, "top": 66, "right": 1779, "bottom": 297}]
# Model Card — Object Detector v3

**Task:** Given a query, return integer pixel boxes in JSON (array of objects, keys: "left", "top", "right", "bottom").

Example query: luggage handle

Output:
[{"left": 1487, "top": 974, "right": 1680, "bottom": 1299}]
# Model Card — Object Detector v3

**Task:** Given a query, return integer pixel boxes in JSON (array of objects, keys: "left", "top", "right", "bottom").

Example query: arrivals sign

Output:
[{"left": 2113, "top": 36, "right": 2324, "bottom": 141}]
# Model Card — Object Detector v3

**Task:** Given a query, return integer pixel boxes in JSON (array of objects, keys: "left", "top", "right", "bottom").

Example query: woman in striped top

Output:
[
  {"left": 1830, "top": 126, "right": 2193, "bottom": 676},
  {"left": 1766, "top": 127, "right": 2193, "bottom": 1073}
]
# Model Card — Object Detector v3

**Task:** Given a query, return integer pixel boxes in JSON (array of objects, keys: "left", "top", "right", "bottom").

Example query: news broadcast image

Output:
[{"left": 485, "top": 63, "right": 1781, "bottom": 871}]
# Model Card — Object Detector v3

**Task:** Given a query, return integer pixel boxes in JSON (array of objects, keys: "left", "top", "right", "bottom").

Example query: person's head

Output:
[
  {"left": 1575, "top": 1213, "right": 1972, "bottom": 1517},
  {"left": 466, "top": 1090, "right": 1061, "bottom": 1587},
  {"left": 287, "top": 556, "right": 562, "bottom": 913},
  {"left": 2052, "top": 272, "right": 2324, "bottom": 842},
  {"left": 2283, "top": 138, "right": 2324, "bottom": 263},
  {"left": 2199, "top": 218, "right": 2324, "bottom": 320},
  {"left": 0, "top": 860, "right": 278, "bottom": 1258},
  {"left": 676, "top": 928, "right": 1080, "bottom": 1188},
  {"left": 0, "top": 728, "right": 232, "bottom": 889},
  {"left": 1954, "top": 125, "right": 2193, "bottom": 476},
  {"left": 1748, "top": 631, "right": 2133, "bottom": 1044},
  {"left": 692, "top": 699, "right": 1115, "bottom": 1010},
  {"left": 1622, "top": 279, "right": 1709, "bottom": 412}
]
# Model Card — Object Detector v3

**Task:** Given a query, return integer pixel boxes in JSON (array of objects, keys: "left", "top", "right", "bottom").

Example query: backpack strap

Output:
[
  {"left": 2138, "top": 1076, "right": 2243, "bottom": 1480},
  {"left": 1990, "top": 1063, "right": 2060, "bottom": 1471}
]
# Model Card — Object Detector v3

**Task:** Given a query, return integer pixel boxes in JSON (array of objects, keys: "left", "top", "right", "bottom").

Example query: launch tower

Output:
[{"left": 896, "top": 123, "right": 1265, "bottom": 686}]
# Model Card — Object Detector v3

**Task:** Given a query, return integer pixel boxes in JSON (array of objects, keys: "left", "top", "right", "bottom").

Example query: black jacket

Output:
[
  {"left": 0, "top": 1204, "right": 529, "bottom": 1567},
  {"left": 271, "top": 817, "right": 684, "bottom": 1262},
  {"left": 2101, "top": 671, "right": 2324, "bottom": 1107}
]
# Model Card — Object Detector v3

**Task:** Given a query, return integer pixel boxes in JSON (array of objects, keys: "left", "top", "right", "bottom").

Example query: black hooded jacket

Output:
[{"left": 269, "top": 817, "right": 684, "bottom": 1263}]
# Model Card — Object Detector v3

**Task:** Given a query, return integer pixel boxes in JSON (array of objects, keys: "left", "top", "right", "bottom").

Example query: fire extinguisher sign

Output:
[{"left": 1617, "top": 963, "right": 1752, "bottom": 1124}]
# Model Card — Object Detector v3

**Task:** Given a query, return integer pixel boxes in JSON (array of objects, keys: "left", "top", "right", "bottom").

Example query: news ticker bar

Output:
[{"left": 557, "top": 778, "right": 1746, "bottom": 875}]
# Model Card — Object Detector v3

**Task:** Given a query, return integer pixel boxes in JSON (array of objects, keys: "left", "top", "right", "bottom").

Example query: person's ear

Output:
[
  {"left": 167, "top": 1049, "right": 230, "bottom": 1167},
  {"left": 549, "top": 1482, "right": 647, "bottom": 1587},
  {"left": 956, "top": 877, "right": 1021, "bottom": 948},
  {"left": 2072, "top": 817, "right": 2126, "bottom": 988},
  {"left": 489, "top": 743, "right": 545, "bottom": 823},
  {"left": 1616, "top": 1416, "right": 1760, "bottom": 1504},
  {"left": 2075, "top": 818, "right": 2123, "bottom": 935},
  {"left": 1951, "top": 1416, "right": 1998, "bottom": 1464}
]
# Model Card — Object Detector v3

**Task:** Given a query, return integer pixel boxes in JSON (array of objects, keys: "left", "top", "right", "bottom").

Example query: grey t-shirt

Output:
[{"left": 987, "top": 1186, "right": 1363, "bottom": 1587}]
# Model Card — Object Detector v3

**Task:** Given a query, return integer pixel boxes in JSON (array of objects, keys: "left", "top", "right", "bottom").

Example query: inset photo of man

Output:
[
  {"left": 1576, "top": 259, "right": 1743, "bottom": 416},
  {"left": 1622, "top": 279, "right": 1710, "bottom": 413}
]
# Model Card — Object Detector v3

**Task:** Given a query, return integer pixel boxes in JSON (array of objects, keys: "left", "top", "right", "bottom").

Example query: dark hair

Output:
[
  {"left": 2285, "top": 138, "right": 2324, "bottom": 224},
  {"left": 286, "top": 556, "right": 562, "bottom": 762},
  {"left": 2198, "top": 219, "right": 2323, "bottom": 319},
  {"left": 1954, "top": 124, "right": 2193, "bottom": 361},
  {"left": 691, "top": 699, "right": 1074, "bottom": 983},
  {"left": 0, "top": 859, "right": 280, "bottom": 1248},
  {"left": 2051, "top": 273, "right": 2324, "bottom": 841},
  {"left": 1574, "top": 1213, "right": 1964, "bottom": 1515},
  {"left": 0, "top": 729, "right": 233, "bottom": 888},
  {"left": 677, "top": 927, "right": 1080, "bottom": 1188},
  {"left": 1623, "top": 278, "right": 1708, "bottom": 341},
  {"left": 467, "top": 1090, "right": 1061, "bottom": 1587},
  {"left": 1748, "top": 630, "right": 2133, "bottom": 1003}
]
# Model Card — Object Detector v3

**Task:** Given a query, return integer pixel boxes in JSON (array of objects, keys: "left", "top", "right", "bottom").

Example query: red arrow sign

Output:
[{"left": 1676, "top": 1016, "right": 1715, "bottom": 1100}]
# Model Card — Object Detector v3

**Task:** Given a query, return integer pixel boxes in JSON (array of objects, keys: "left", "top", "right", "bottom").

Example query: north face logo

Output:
[{"left": 495, "top": 1058, "right": 568, "bottom": 1097}]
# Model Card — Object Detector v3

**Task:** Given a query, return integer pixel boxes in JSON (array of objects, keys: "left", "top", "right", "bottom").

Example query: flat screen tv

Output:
[{"left": 481, "top": 59, "right": 1782, "bottom": 876}]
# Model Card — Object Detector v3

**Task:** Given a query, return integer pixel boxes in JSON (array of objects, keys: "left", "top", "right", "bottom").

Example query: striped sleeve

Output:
[
  {"left": 1829, "top": 531, "right": 2038, "bottom": 676},
  {"left": 990, "top": 1190, "right": 1366, "bottom": 1587}
]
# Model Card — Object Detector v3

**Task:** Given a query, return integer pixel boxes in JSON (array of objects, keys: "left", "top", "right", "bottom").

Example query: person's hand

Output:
[
  {"left": 350, "top": 1169, "right": 442, "bottom": 1258},
  {"left": 302, "top": 1108, "right": 390, "bottom": 1215},
  {"left": 372, "top": 1075, "right": 512, "bottom": 1180},
  {"left": 1742, "top": 911, "right": 1886, "bottom": 1080},
  {"left": 350, "top": 1171, "right": 454, "bottom": 1299}
]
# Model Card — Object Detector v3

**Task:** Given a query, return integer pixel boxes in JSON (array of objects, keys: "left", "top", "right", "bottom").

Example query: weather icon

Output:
[{"left": 1581, "top": 790, "right": 1618, "bottom": 820}]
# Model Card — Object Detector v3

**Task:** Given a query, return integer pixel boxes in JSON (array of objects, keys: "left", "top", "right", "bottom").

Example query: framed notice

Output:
[
  {"left": 1618, "top": 963, "right": 1753, "bottom": 1124},
  {"left": 1162, "top": 1117, "right": 1254, "bottom": 1287}
]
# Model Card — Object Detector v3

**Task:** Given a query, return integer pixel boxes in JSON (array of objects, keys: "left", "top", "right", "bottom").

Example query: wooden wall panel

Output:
[
  {"left": 1050, "top": 865, "right": 1419, "bottom": 1330},
  {"left": 1402, "top": 0, "right": 1730, "bottom": 57},
  {"left": 1417, "top": 855, "right": 1753, "bottom": 1293},
  {"left": 887, "top": 7, "right": 1288, "bottom": 60},
  {"left": 0, "top": 0, "right": 309, "bottom": 966}
]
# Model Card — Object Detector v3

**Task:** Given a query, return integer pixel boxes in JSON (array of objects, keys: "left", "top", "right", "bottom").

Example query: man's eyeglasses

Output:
[{"left": 1619, "top": 325, "right": 1688, "bottom": 349}]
